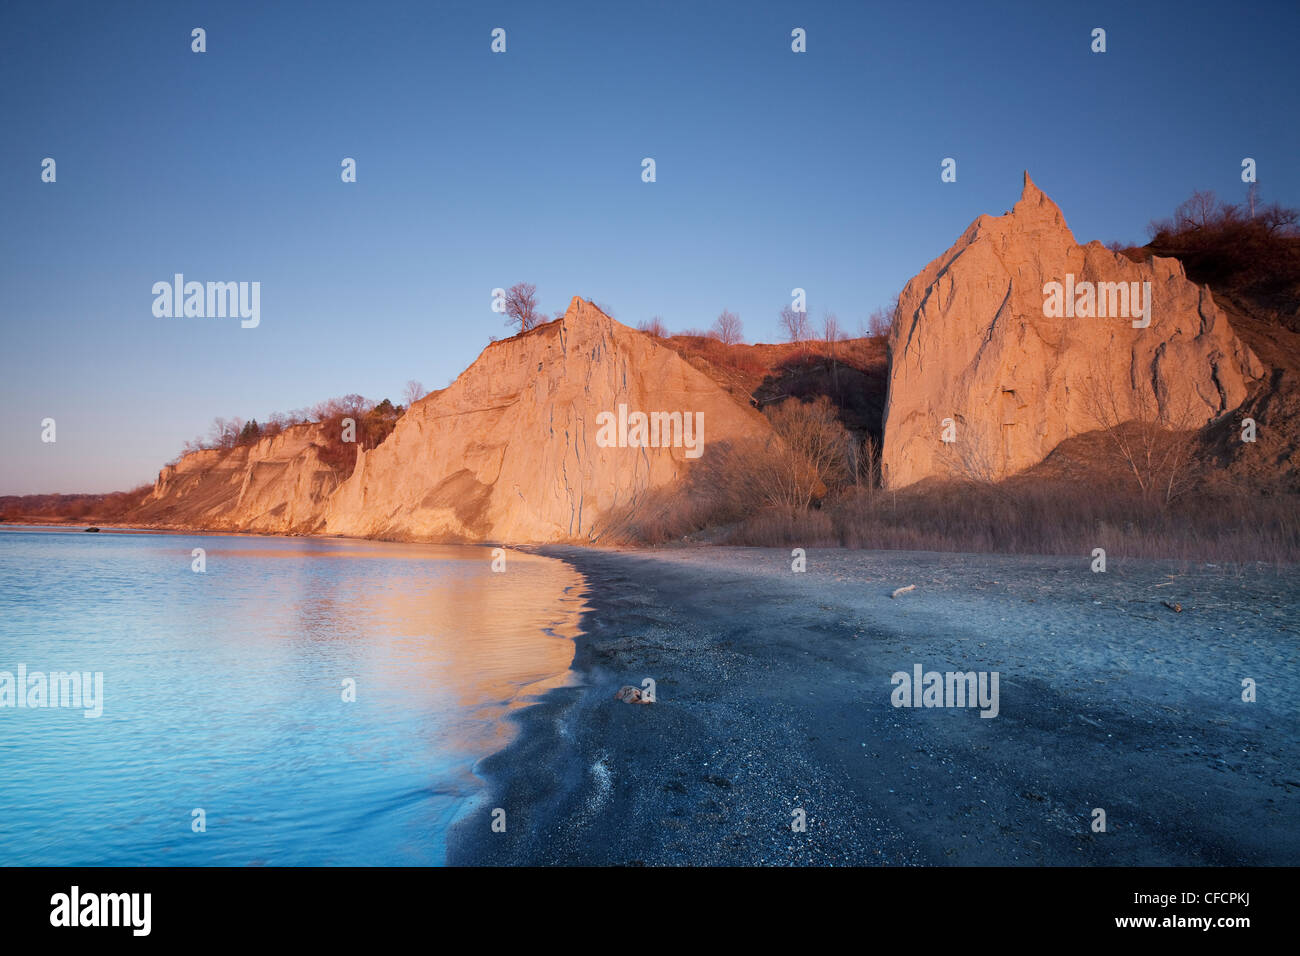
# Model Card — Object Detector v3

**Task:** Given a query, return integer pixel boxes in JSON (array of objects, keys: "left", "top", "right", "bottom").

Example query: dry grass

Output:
[
  {"left": 722, "top": 479, "right": 1300, "bottom": 564},
  {"left": 608, "top": 429, "right": 1300, "bottom": 563}
]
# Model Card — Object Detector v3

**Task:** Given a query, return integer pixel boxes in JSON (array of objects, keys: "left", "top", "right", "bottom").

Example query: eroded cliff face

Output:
[
  {"left": 881, "top": 173, "right": 1264, "bottom": 488},
  {"left": 134, "top": 298, "right": 774, "bottom": 542},
  {"left": 323, "top": 298, "right": 773, "bottom": 542},
  {"left": 135, "top": 423, "right": 340, "bottom": 533}
]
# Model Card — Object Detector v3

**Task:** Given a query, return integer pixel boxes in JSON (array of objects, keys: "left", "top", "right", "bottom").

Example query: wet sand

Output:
[{"left": 448, "top": 546, "right": 1299, "bottom": 866}]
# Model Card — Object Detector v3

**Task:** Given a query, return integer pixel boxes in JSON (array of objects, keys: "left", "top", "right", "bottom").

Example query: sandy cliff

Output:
[
  {"left": 323, "top": 298, "right": 773, "bottom": 542},
  {"left": 134, "top": 423, "right": 341, "bottom": 533},
  {"left": 881, "top": 173, "right": 1263, "bottom": 488},
  {"left": 133, "top": 299, "right": 774, "bottom": 542}
]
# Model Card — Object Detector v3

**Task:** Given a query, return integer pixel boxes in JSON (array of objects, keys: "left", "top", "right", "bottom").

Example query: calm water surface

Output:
[{"left": 0, "top": 527, "right": 586, "bottom": 865}]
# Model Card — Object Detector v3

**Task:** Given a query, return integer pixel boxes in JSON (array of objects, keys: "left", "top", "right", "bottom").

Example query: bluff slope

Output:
[
  {"left": 134, "top": 298, "right": 775, "bottom": 543},
  {"left": 134, "top": 422, "right": 340, "bottom": 534},
  {"left": 882, "top": 173, "right": 1264, "bottom": 488}
]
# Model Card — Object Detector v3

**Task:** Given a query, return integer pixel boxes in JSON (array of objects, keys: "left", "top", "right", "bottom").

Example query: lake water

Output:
[{"left": 0, "top": 527, "right": 586, "bottom": 865}]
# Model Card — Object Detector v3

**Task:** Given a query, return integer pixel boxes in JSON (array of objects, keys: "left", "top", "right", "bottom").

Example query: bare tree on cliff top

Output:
[
  {"left": 866, "top": 302, "right": 894, "bottom": 339},
  {"left": 822, "top": 311, "right": 844, "bottom": 392},
  {"left": 403, "top": 380, "right": 425, "bottom": 407},
  {"left": 638, "top": 316, "right": 668, "bottom": 337},
  {"left": 779, "top": 304, "right": 811, "bottom": 357},
  {"left": 504, "top": 282, "right": 542, "bottom": 334},
  {"left": 711, "top": 310, "right": 743, "bottom": 345}
]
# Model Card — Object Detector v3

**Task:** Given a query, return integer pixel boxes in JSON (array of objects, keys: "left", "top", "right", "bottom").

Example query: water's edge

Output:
[{"left": 0, "top": 527, "right": 593, "bottom": 866}]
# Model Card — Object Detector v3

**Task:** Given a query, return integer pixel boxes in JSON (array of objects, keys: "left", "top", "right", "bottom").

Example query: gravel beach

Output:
[{"left": 448, "top": 546, "right": 1299, "bottom": 866}]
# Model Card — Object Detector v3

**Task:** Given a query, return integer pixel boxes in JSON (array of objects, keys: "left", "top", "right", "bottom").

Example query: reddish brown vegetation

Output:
[
  {"left": 1114, "top": 189, "right": 1300, "bottom": 330},
  {"left": 0, "top": 485, "right": 153, "bottom": 525}
]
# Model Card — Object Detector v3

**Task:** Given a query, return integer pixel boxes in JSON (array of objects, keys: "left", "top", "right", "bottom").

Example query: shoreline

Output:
[
  {"left": 447, "top": 545, "right": 1299, "bottom": 865},
  {"left": 9, "top": 524, "right": 1296, "bottom": 864}
]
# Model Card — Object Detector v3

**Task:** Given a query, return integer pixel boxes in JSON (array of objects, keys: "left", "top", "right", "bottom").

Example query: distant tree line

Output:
[{"left": 0, "top": 486, "right": 154, "bottom": 523}]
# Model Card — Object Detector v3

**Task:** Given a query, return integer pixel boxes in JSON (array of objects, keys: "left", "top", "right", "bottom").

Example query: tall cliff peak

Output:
[
  {"left": 1008, "top": 170, "right": 1068, "bottom": 230},
  {"left": 562, "top": 296, "right": 611, "bottom": 326},
  {"left": 882, "top": 174, "right": 1262, "bottom": 489},
  {"left": 323, "top": 299, "right": 774, "bottom": 542}
]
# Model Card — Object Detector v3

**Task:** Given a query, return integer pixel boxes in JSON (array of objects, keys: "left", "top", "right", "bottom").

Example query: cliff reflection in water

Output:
[{"left": 0, "top": 529, "right": 586, "bottom": 865}]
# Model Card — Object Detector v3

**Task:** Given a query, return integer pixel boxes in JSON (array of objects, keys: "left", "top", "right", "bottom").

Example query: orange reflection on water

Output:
[{"left": 205, "top": 539, "right": 589, "bottom": 763}]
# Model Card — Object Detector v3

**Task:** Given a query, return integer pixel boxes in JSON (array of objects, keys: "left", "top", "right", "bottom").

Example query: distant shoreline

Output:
[{"left": 0, "top": 521, "right": 361, "bottom": 540}]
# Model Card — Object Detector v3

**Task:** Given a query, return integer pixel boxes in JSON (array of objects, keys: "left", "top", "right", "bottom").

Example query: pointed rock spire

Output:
[{"left": 1010, "top": 170, "right": 1065, "bottom": 226}]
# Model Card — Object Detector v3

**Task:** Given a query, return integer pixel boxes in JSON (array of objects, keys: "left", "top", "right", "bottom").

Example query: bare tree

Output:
[
  {"left": 403, "top": 380, "right": 425, "bottom": 407},
  {"left": 937, "top": 418, "right": 1004, "bottom": 486},
  {"left": 1261, "top": 201, "right": 1299, "bottom": 236},
  {"left": 821, "top": 312, "right": 842, "bottom": 348},
  {"left": 1083, "top": 363, "right": 1201, "bottom": 506},
  {"left": 779, "top": 305, "right": 811, "bottom": 356},
  {"left": 749, "top": 396, "right": 851, "bottom": 515},
  {"left": 504, "top": 282, "right": 542, "bottom": 334},
  {"left": 638, "top": 317, "right": 668, "bottom": 337},
  {"left": 822, "top": 312, "right": 844, "bottom": 391},
  {"left": 208, "top": 417, "right": 227, "bottom": 449},
  {"left": 864, "top": 296, "right": 897, "bottom": 339},
  {"left": 310, "top": 394, "right": 368, "bottom": 421},
  {"left": 264, "top": 412, "right": 290, "bottom": 437},
  {"left": 208, "top": 416, "right": 243, "bottom": 451},
  {"left": 821, "top": 314, "right": 842, "bottom": 351},
  {"left": 1175, "top": 190, "right": 1219, "bottom": 232},
  {"left": 711, "top": 310, "right": 743, "bottom": 345},
  {"left": 848, "top": 434, "right": 879, "bottom": 500}
]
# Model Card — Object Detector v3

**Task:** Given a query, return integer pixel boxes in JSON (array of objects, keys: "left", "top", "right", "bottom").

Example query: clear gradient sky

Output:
[{"left": 2, "top": 0, "right": 1297, "bottom": 493}]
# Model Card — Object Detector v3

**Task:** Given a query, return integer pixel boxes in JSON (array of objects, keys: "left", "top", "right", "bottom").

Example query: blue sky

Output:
[{"left": 2, "top": 0, "right": 1297, "bottom": 493}]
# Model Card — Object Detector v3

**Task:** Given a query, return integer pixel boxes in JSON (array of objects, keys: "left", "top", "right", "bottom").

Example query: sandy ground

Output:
[{"left": 447, "top": 546, "right": 1299, "bottom": 865}]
